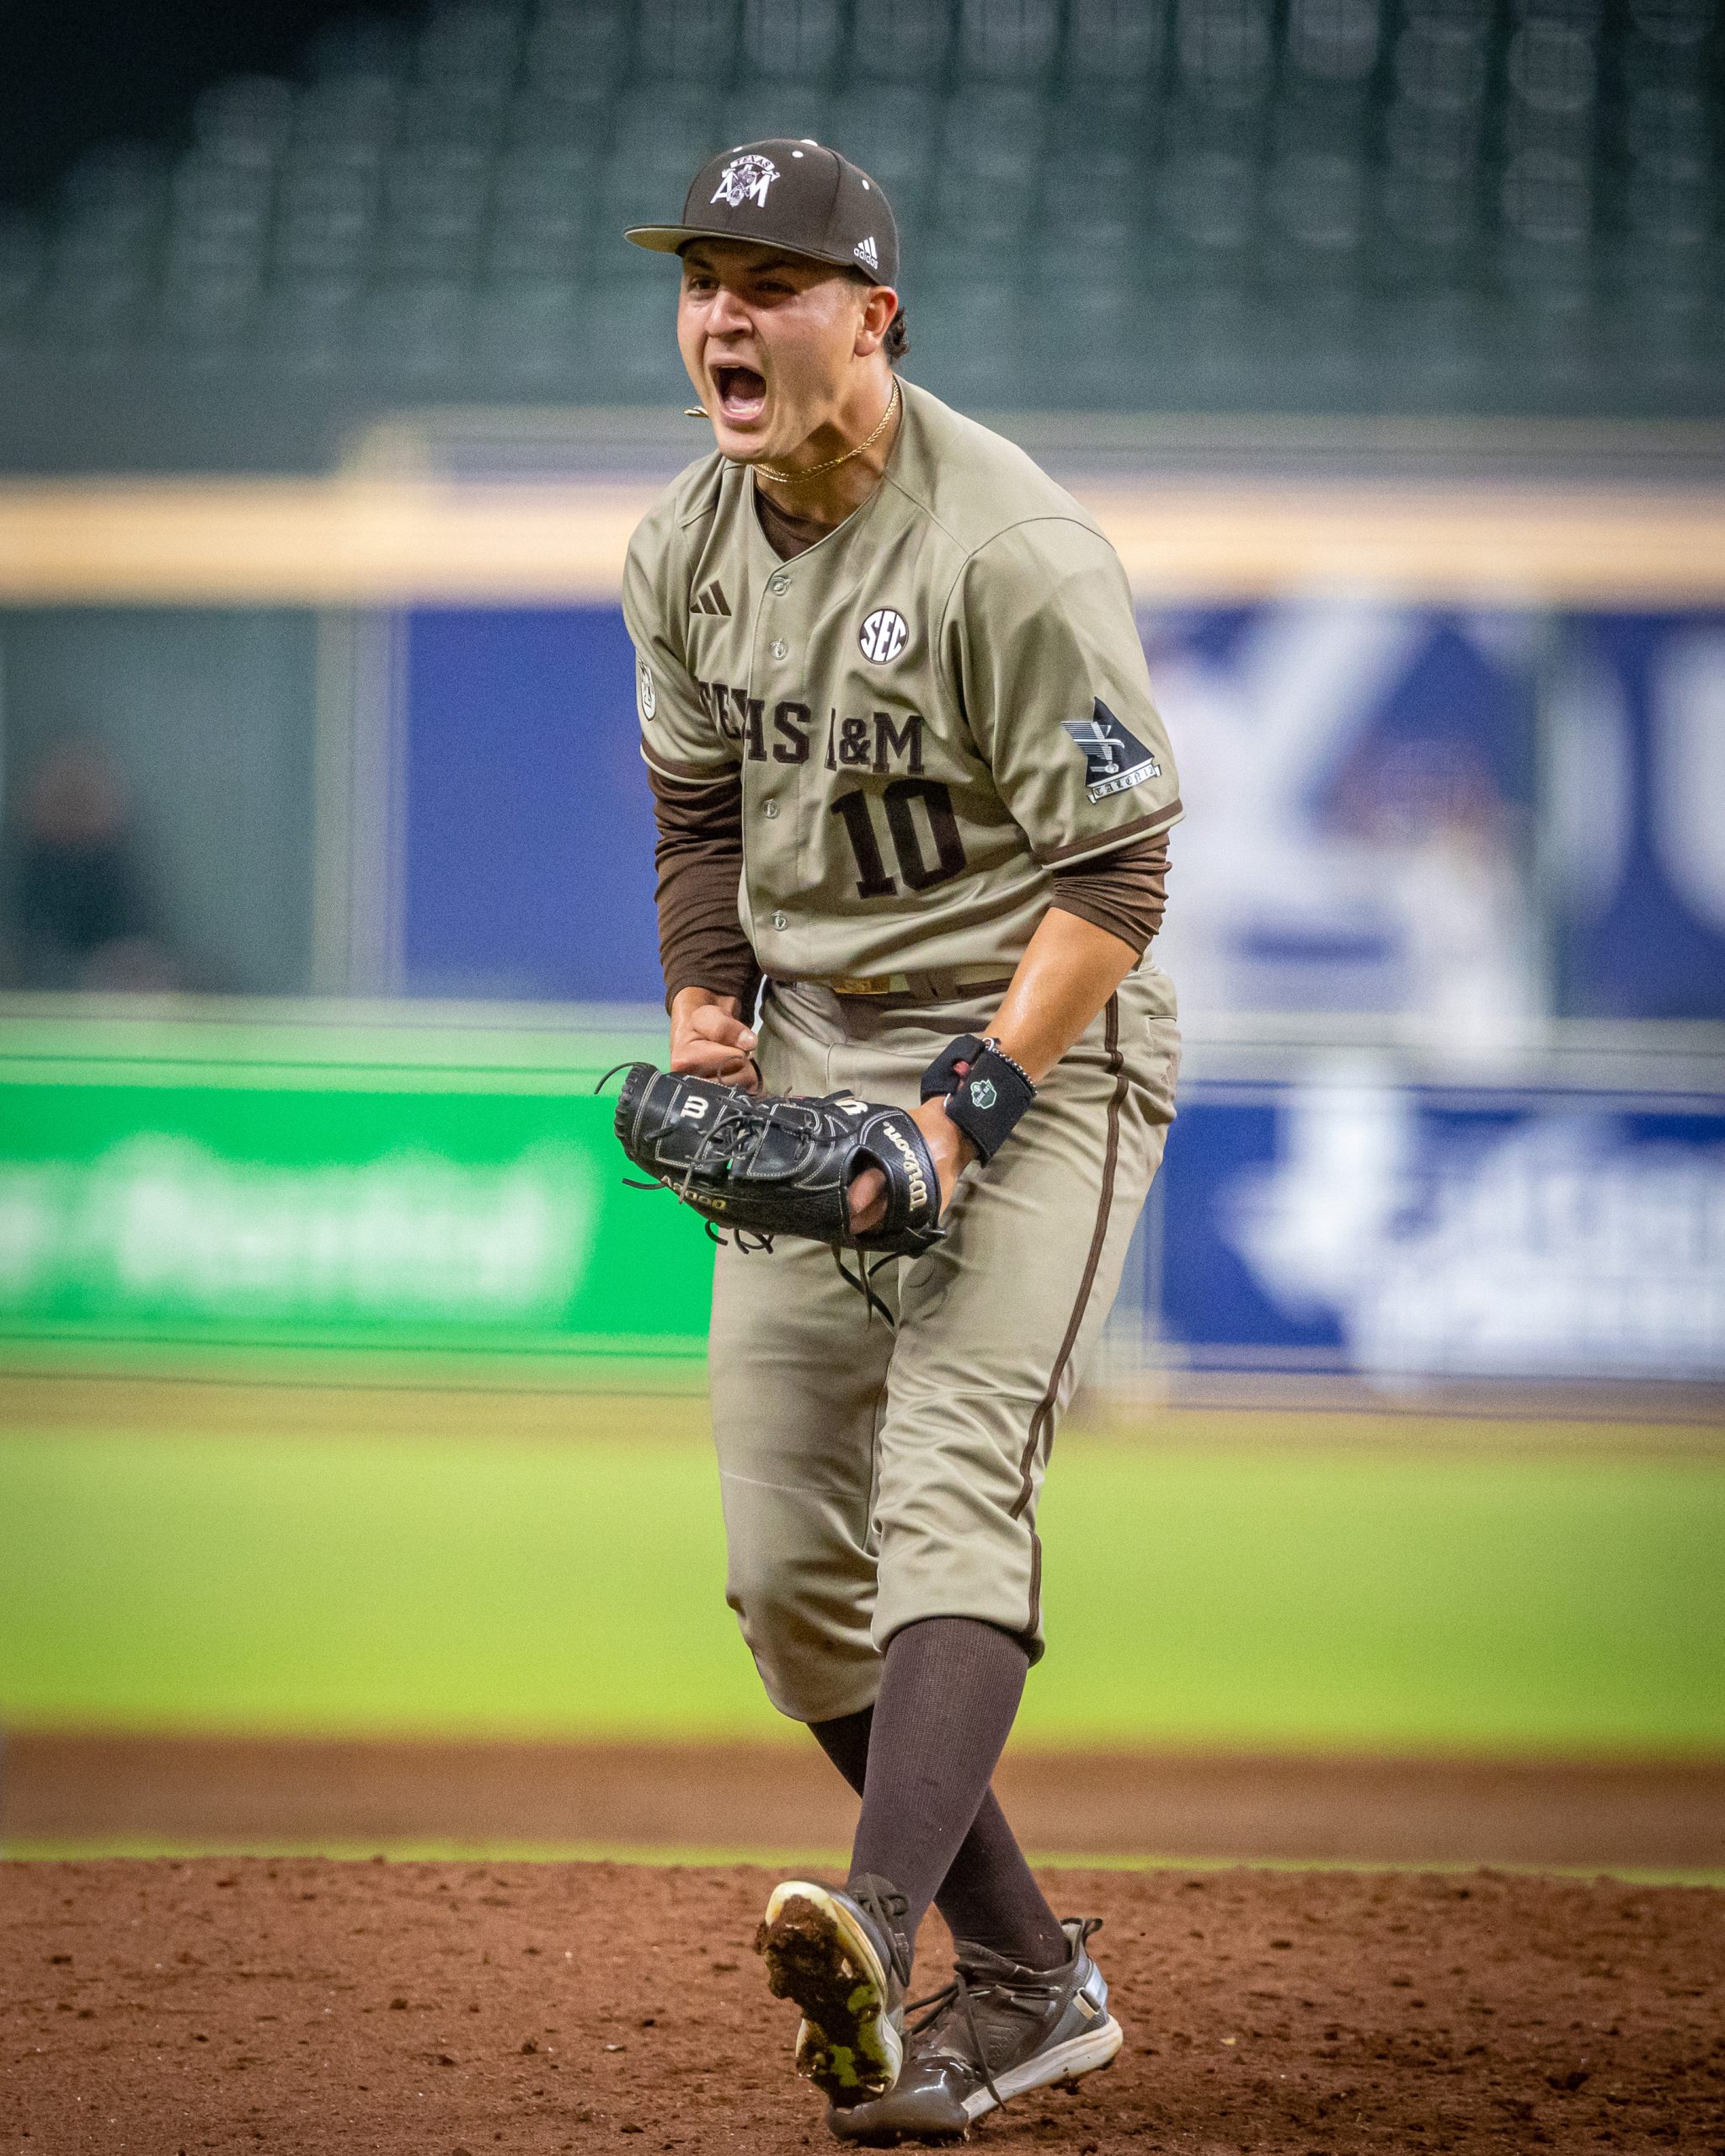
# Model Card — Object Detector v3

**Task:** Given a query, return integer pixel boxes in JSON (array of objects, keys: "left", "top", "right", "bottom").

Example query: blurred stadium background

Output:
[{"left": 0, "top": 0, "right": 1721, "bottom": 1873}]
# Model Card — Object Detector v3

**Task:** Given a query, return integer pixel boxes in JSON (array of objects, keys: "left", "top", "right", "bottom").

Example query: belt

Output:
[{"left": 795, "top": 964, "right": 1016, "bottom": 1002}]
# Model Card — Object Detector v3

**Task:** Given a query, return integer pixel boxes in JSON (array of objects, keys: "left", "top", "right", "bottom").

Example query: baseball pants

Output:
[{"left": 707, "top": 964, "right": 1180, "bottom": 1724}]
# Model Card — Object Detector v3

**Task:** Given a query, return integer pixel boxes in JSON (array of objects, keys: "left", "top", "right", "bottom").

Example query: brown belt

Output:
[{"left": 782, "top": 964, "right": 1016, "bottom": 1004}]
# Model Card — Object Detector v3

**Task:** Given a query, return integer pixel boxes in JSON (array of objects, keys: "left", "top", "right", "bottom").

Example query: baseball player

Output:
[{"left": 621, "top": 141, "right": 1180, "bottom": 2143}]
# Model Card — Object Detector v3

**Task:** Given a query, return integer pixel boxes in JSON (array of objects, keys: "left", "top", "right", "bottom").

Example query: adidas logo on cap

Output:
[{"left": 853, "top": 234, "right": 879, "bottom": 271}]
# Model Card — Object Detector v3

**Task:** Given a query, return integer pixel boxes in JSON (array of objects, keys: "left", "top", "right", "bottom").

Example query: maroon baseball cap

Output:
[{"left": 625, "top": 138, "right": 900, "bottom": 286}]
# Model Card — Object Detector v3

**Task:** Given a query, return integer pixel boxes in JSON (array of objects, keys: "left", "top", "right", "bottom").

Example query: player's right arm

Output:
[
  {"left": 623, "top": 508, "right": 761, "bottom": 1089},
  {"left": 654, "top": 777, "right": 760, "bottom": 1088}
]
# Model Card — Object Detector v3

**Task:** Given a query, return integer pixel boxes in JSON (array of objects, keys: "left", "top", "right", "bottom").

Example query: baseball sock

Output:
[{"left": 811, "top": 1617, "right": 1068, "bottom": 1972}]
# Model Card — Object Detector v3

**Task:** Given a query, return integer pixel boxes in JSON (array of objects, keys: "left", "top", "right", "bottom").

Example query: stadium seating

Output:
[{"left": 0, "top": 0, "right": 1717, "bottom": 422}]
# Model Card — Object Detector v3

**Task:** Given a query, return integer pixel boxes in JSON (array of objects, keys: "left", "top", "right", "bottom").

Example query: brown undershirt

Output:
[
  {"left": 649, "top": 765, "right": 1168, "bottom": 1006},
  {"left": 1048, "top": 830, "right": 1169, "bottom": 955},
  {"left": 649, "top": 766, "right": 761, "bottom": 1011},
  {"left": 754, "top": 485, "right": 831, "bottom": 561}
]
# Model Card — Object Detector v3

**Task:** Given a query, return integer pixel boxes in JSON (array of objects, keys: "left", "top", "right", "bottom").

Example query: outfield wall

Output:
[
  {"left": 7, "top": 446, "right": 1725, "bottom": 1025},
  {"left": 3, "top": 995, "right": 1719, "bottom": 1390},
  {"left": 5, "top": 435, "right": 1722, "bottom": 1389}
]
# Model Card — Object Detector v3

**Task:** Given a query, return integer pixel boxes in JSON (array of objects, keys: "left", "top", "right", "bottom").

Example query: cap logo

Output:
[
  {"left": 711, "top": 154, "right": 780, "bottom": 210},
  {"left": 853, "top": 234, "right": 879, "bottom": 270}
]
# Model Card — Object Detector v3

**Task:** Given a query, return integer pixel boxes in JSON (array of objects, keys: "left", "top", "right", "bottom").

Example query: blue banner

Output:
[
  {"left": 401, "top": 606, "right": 660, "bottom": 1003},
  {"left": 1550, "top": 612, "right": 1725, "bottom": 1022},
  {"left": 390, "top": 600, "right": 1725, "bottom": 1028},
  {"left": 1146, "top": 1077, "right": 1725, "bottom": 1382},
  {"left": 1140, "top": 599, "right": 1542, "bottom": 1029}
]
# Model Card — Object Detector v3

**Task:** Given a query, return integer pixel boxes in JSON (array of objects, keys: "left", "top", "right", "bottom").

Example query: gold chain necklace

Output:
[{"left": 749, "top": 378, "right": 901, "bottom": 487}]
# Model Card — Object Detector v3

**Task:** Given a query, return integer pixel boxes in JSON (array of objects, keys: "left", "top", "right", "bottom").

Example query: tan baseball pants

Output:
[{"left": 707, "top": 964, "right": 1180, "bottom": 1725}]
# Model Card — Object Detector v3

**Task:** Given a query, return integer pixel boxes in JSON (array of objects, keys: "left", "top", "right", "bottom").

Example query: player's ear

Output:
[{"left": 852, "top": 282, "right": 899, "bottom": 358}]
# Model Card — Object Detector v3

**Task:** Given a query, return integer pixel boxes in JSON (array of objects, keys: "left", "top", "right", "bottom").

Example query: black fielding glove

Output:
[
  {"left": 920, "top": 1033, "right": 987, "bottom": 1102},
  {"left": 940, "top": 1038, "right": 1036, "bottom": 1163},
  {"left": 611, "top": 1064, "right": 947, "bottom": 1258}
]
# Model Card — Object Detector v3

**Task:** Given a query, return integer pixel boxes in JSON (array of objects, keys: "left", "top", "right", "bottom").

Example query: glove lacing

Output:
[
  {"left": 832, "top": 1247, "right": 897, "bottom": 1328},
  {"left": 601, "top": 1066, "right": 908, "bottom": 1315}
]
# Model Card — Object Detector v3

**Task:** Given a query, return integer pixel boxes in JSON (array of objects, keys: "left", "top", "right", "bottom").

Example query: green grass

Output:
[
  {"left": 3, "top": 1842, "right": 1721, "bottom": 1888},
  {"left": 3, "top": 1424, "right": 1722, "bottom": 1754}
]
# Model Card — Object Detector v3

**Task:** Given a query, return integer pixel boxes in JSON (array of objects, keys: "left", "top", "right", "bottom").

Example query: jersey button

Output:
[
  {"left": 770, "top": 638, "right": 788, "bottom": 659},
  {"left": 771, "top": 910, "right": 788, "bottom": 931},
  {"left": 767, "top": 574, "right": 790, "bottom": 596},
  {"left": 762, "top": 800, "right": 780, "bottom": 819}
]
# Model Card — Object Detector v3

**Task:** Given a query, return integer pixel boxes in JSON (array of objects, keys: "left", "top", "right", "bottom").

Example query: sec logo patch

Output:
[
  {"left": 859, "top": 608, "right": 908, "bottom": 664},
  {"left": 638, "top": 661, "right": 657, "bottom": 720}
]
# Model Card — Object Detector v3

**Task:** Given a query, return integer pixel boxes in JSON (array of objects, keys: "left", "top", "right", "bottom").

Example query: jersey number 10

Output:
[{"left": 830, "top": 779, "right": 968, "bottom": 899}]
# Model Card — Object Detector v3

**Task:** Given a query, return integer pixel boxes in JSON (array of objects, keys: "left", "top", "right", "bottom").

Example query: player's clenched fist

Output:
[{"left": 669, "top": 988, "right": 761, "bottom": 1091}]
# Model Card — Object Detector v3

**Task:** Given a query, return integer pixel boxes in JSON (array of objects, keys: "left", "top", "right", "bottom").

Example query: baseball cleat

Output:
[
  {"left": 756, "top": 1875, "right": 911, "bottom": 2104},
  {"left": 825, "top": 1917, "right": 1122, "bottom": 2144}
]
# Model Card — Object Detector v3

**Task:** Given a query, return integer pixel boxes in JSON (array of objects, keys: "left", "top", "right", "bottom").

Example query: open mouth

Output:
[{"left": 710, "top": 362, "right": 767, "bottom": 425}]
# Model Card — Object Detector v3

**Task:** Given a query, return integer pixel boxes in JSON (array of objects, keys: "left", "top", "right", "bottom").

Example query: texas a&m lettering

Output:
[{"left": 698, "top": 679, "right": 925, "bottom": 775}]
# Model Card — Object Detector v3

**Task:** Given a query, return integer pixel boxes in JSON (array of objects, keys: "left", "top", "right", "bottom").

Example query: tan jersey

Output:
[{"left": 623, "top": 378, "right": 1181, "bottom": 990}]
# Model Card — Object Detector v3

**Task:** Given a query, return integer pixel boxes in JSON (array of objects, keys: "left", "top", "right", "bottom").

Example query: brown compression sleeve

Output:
[
  {"left": 1046, "top": 831, "right": 1169, "bottom": 958},
  {"left": 648, "top": 764, "right": 760, "bottom": 1010}
]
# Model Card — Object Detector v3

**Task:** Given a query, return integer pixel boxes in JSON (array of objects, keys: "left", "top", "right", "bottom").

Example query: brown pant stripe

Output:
[{"left": 1010, "top": 995, "right": 1129, "bottom": 1554}]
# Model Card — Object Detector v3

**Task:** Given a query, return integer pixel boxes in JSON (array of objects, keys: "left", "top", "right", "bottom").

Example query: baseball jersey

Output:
[{"left": 623, "top": 378, "right": 1181, "bottom": 990}]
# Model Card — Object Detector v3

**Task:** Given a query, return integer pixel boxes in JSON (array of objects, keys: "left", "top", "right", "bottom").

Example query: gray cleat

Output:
[{"left": 826, "top": 1917, "right": 1123, "bottom": 2144}]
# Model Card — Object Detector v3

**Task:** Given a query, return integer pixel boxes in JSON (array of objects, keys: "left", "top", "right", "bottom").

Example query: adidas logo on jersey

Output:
[
  {"left": 692, "top": 580, "right": 732, "bottom": 617},
  {"left": 853, "top": 234, "right": 879, "bottom": 271}
]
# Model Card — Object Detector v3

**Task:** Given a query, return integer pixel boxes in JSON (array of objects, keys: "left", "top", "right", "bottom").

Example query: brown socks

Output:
[{"left": 810, "top": 1617, "right": 1069, "bottom": 1972}]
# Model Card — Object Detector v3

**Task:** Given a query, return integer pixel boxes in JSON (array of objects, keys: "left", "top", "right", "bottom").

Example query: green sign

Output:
[{"left": 0, "top": 999, "right": 713, "bottom": 1362}]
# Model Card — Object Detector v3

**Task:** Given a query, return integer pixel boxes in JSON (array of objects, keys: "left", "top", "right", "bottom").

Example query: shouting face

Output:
[{"left": 677, "top": 238, "right": 898, "bottom": 469}]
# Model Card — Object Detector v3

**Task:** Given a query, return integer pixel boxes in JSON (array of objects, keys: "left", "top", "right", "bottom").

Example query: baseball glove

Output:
[{"left": 611, "top": 1064, "right": 946, "bottom": 1259}]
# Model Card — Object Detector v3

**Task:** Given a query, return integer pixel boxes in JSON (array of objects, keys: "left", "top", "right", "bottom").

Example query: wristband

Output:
[
  {"left": 920, "top": 1033, "right": 987, "bottom": 1102},
  {"left": 943, "top": 1038, "right": 1036, "bottom": 1164}
]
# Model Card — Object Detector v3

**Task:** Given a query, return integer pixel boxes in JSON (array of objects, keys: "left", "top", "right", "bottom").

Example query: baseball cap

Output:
[{"left": 625, "top": 138, "right": 900, "bottom": 287}]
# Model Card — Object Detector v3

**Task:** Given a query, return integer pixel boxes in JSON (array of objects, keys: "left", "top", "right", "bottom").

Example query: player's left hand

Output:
[{"left": 846, "top": 1097, "right": 975, "bottom": 1236}]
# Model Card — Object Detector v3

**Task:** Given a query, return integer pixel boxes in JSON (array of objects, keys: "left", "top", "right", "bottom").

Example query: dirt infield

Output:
[
  {"left": 9, "top": 1733, "right": 1725, "bottom": 1874},
  {"left": 4, "top": 1859, "right": 1721, "bottom": 2155}
]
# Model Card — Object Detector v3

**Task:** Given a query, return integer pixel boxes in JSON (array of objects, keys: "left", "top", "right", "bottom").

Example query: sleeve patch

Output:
[
  {"left": 638, "top": 660, "right": 658, "bottom": 721},
  {"left": 1061, "top": 698, "right": 1162, "bottom": 802}
]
